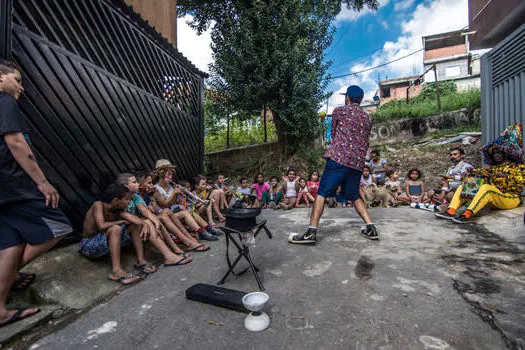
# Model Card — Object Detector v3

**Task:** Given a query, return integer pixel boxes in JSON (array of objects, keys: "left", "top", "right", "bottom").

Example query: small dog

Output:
[{"left": 362, "top": 184, "right": 397, "bottom": 208}]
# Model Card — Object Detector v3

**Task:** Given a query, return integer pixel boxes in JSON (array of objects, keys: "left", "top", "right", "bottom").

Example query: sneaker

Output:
[
  {"left": 288, "top": 229, "right": 317, "bottom": 245},
  {"left": 199, "top": 231, "right": 219, "bottom": 241},
  {"left": 435, "top": 211, "right": 455, "bottom": 220},
  {"left": 360, "top": 224, "right": 379, "bottom": 240},
  {"left": 208, "top": 226, "right": 224, "bottom": 236},
  {"left": 452, "top": 215, "right": 471, "bottom": 224}
]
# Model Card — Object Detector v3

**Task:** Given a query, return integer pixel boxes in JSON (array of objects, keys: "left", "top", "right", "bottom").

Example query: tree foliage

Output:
[{"left": 179, "top": 0, "right": 379, "bottom": 148}]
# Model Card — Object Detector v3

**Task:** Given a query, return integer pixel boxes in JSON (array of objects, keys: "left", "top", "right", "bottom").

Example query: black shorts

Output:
[{"left": 0, "top": 199, "right": 72, "bottom": 250}]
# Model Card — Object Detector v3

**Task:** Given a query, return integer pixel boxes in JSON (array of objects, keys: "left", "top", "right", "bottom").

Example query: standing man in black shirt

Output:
[{"left": 0, "top": 60, "right": 72, "bottom": 328}]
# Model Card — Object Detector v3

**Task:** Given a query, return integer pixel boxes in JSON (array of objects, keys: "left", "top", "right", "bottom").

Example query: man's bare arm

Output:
[{"left": 4, "top": 132, "right": 60, "bottom": 208}]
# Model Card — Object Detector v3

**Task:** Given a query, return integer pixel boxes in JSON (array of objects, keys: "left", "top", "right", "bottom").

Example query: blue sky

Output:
[{"left": 177, "top": 0, "right": 471, "bottom": 113}]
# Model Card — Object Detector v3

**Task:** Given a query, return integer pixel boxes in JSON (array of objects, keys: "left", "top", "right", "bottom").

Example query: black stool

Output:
[{"left": 217, "top": 209, "right": 272, "bottom": 291}]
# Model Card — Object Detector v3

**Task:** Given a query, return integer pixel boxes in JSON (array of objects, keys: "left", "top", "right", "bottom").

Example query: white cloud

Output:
[
  {"left": 336, "top": 0, "right": 390, "bottom": 22},
  {"left": 176, "top": 15, "right": 214, "bottom": 73},
  {"left": 381, "top": 20, "right": 389, "bottom": 29},
  {"left": 394, "top": 0, "right": 416, "bottom": 12},
  {"left": 326, "top": 0, "right": 469, "bottom": 113}
]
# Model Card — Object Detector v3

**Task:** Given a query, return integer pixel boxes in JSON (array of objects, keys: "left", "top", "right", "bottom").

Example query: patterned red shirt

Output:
[{"left": 324, "top": 103, "right": 371, "bottom": 171}]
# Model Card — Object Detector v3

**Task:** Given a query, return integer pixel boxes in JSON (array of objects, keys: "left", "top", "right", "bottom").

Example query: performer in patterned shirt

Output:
[
  {"left": 436, "top": 123, "right": 524, "bottom": 224},
  {"left": 289, "top": 85, "right": 379, "bottom": 244}
]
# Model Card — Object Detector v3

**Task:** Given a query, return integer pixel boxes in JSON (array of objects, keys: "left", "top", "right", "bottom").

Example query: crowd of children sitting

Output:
[{"left": 78, "top": 155, "right": 439, "bottom": 285}]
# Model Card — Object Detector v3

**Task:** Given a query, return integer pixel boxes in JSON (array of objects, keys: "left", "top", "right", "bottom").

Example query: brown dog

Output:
[{"left": 362, "top": 184, "right": 397, "bottom": 208}]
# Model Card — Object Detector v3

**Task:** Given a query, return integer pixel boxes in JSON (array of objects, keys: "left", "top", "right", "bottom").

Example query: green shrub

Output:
[
  {"left": 371, "top": 87, "right": 481, "bottom": 123},
  {"left": 205, "top": 120, "right": 277, "bottom": 152}
]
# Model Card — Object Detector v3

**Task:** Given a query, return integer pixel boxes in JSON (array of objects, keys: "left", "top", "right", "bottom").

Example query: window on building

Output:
[{"left": 381, "top": 87, "right": 391, "bottom": 98}]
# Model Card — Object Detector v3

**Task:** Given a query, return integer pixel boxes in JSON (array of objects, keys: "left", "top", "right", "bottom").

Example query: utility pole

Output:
[
  {"left": 433, "top": 64, "right": 441, "bottom": 111},
  {"left": 263, "top": 105, "right": 267, "bottom": 143},
  {"left": 226, "top": 112, "right": 230, "bottom": 149}
]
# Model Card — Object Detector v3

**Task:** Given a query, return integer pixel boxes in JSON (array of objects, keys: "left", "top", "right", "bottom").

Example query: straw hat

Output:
[{"left": 155, "top": 159, "right": 177, "bottom": 170}]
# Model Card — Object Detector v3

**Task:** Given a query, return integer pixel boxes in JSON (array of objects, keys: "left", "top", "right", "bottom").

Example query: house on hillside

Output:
[
  {"left": 422, "top": 30, "right": 481, "bottom": 92},
  {"left": 468, "top": 0, "right": 525, "bottom": 152},
  {"left": 361, "top": 95, "right": 380, "bottom": 113},
  {"left": 378, "top": 75, "right": 422, "bottom": 104}
]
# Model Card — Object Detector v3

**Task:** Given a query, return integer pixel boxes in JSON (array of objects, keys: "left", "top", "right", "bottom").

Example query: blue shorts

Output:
[
  {"left": 79, "top": 225, "right": 131, "bottom": 259},
  {"left": 318, "top": 159, "right": 363, "bottom": 201},
  {"left": 0, "top": 199, "right": 72, "bottom": 251}
]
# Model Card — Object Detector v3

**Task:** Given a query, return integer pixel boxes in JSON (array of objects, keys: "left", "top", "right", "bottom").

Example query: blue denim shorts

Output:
[
  {"left": 317, "top": 159, "right": 363, "bottom": 201},
  {"left": 79, "top": 225, "right": 131, "bottom": 259}
]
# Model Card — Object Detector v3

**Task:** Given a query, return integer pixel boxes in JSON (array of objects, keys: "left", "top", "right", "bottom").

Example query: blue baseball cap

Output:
[{"left": 340, "top": 85, "right": 364, "bottom": 99}]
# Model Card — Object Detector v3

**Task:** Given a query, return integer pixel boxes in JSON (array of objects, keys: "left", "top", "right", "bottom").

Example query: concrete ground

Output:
[{"left": 3, "top": 206, "right": 525, "bottom": 350}]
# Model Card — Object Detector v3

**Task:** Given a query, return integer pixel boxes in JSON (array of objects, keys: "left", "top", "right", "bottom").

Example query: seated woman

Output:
[{"left": 436, "top": 123, "right": 525, "bottom": 224}]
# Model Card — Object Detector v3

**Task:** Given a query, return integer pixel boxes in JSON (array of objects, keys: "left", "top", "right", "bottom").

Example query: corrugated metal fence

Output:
[
  {"left": 1, "top": 0, "right": 206, "bottom": 239},
  {"left": 481, "top": 22, "right": 525, "bottom": 149}
]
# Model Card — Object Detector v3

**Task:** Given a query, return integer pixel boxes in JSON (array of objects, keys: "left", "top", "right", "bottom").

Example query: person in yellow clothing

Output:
[{"left": 436, "top": 123, "right": 524, "bottom": 224}]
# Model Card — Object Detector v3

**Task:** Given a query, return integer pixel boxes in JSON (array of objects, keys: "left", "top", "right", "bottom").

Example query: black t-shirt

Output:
[{"left": 0, "top": 92, "right": 42, "bottom": 204}]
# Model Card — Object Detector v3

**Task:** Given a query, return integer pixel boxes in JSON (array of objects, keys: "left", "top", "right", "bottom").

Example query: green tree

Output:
[{"left": 179, "top": 0, "right": 379, "bottom": 152}]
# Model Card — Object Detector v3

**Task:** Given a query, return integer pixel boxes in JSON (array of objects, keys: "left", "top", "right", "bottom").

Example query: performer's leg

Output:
[
  {"left": 447, "top": 185, "right": 467, "bottom": 215},
  {"left": 309, "top": 195, "right": 326, "bottom": 227},
  {"left": 466, "top": 185, "right": 520, "bottom": 216}
]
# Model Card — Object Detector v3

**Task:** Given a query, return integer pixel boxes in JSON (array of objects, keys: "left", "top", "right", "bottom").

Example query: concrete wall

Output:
[
  {"left": 205, "top": 142, "right": 280, "bottom": 174},
  {"left": 124, "top": 0, "right": 177, "bottom": 46},
  {"left": 370, "top": 108, "right": 481, "bottom": 145},
  {"left": 424, "top": 44, "right": 467, "bottom": 61}
]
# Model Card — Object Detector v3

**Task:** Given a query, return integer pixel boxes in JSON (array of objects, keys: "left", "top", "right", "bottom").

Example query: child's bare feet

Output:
[
  {"left": 187, "top": 242, "right": 210, "bottom": 252},
  {"left": 164, "top": 254, "right": 192, "bottom": 266},
  {"left": 109, "top": 271, "right": 141, "bottom": 285},
  {"left": 134, "top": 263, "right": 157, "bottom": 274}
]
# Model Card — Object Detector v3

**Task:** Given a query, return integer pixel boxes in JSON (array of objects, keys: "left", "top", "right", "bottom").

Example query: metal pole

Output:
[
  {"left": 226, "top": 112, "right": 230, "bottom": 149},
  {"left": 0, "top": 0, "right": 13, "bottom": 59},
  {"left": 263, "top": 105, "right": 267, "bottom": 143},
  {"left": 433, "top": 64, "right": 441, "bottom": 111}
]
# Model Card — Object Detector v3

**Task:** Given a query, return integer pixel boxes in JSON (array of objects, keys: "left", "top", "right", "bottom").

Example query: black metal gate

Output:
[{"left": 1, "top": 0, "right": 206, "bottom": 239}]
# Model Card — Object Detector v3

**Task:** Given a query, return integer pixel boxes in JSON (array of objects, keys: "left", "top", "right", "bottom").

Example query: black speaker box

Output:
[{"left": 186, "top": 283, "right": 249, "bottom": 313}]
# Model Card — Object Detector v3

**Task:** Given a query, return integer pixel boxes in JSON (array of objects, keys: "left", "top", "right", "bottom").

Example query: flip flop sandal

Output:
[
  {"left": 133, "top": 263, "right": 157, "bottom": 274},
  {"left": 0, "top": 308, "right": 40, "bottom": 328},
  {"left": 164, "top": 256, "right": 191, "bottom": 267},
  {"left": 108, "top": 273, "right": 141, "bottom": 285},
  {"left": 10, "top": 273, "right": 36, "bottom": 292},
  {"left": 188, "top": 244, "right": 210, "bottom": 252}
]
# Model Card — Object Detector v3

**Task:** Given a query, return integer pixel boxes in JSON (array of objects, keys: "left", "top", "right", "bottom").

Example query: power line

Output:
[
  {"left": 326, "top": 24, "right": 470, "bottom": 80},
  {"left": 327, "top": 48, "right": 424, "bottom": 80}
]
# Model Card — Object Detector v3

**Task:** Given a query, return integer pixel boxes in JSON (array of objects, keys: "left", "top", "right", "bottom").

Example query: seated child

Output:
[
  {"left": 251, "top": 173, "right": 270, "bottom": 208},
  {"left": 262, "top": 176, "right": 283, "bottom": 209},
  {"left": 152, "top": 164, "right": 220, "bottom": 241},
  {"left": 384, "top": 169, "right": 402, "bottom": 203},
  {"left": 79, "top": 184, "right": 142, "bottom": 285},
  {"left": 178, "top": 180, "right": 223, "bottom": 237},
  {"left": 281, "top": 169, "right": 299, "bottom": 210},
  {"left": 399, "top": 168, "right": 430, "bottom": 204},
  {"left": 202, "top": 177, "right": 226, "bottom": 222},
  {"left": 307, "top": 171, "right": 320, "bottom": 201},
  {"left": 295, "top": 178, "right": 312, "bottom": 208},
  {"left": 136, "top": 172, "right": 210, "bottom": 252},
  {"left": 216, "top": 174, "right": 234, "bottom": 203},
  {"left": 231, "top": 177, "right": 256, "bottom": 208},
  {"left": 115, "top": 173, "right": 192, "bottom": 267},
  {"left": 359, "top": 165, "right": 377, "bottom": 201},
  {"left": 193, "top": 176, "right": 223, "bottom": 224}
]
